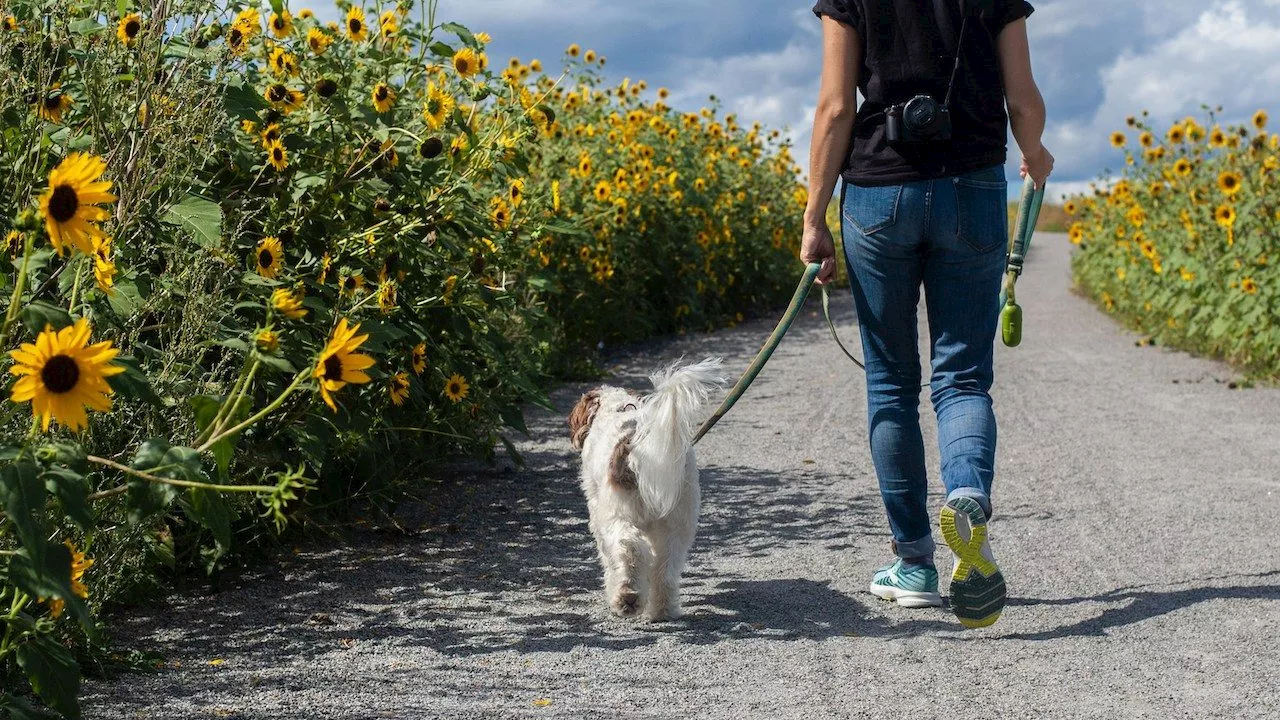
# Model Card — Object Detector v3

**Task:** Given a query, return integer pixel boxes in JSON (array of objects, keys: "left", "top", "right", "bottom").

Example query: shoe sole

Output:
[
  {"left": 869, "top": 581, "right": 942, "bottom": 608},
  {"left": 940, "top": 497, "right": 1006, "bottom": 628}
]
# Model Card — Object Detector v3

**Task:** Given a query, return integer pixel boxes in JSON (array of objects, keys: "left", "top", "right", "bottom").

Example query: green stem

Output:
[
  {"left": 196, "top": 358, "right": 260, "bottom": 446},
  {"left": 85, "top": 455, "right": 277, "bottom": 494},
  {"left": 197, "top": 370, "right": 310, "bottom": 453},
  {"left": 66, "top": 253, "right": 85, "bottom": 314},
  {"left": 0, "top": 231, "right": 37, "bottom": 350}
]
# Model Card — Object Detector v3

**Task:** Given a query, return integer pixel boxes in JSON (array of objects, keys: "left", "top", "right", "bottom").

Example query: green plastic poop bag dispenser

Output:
[{"left": 999, "top": 177, "right": 1045, "bottom": 347}]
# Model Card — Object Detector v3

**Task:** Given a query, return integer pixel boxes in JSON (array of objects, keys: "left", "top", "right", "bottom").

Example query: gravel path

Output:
[{"left": 83, "top": 235, "right": 1280, "bottom": 720}]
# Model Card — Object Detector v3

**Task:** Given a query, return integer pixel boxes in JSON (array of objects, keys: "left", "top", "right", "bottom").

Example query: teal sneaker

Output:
[
  {"left": 940, "top": 496, "right": 1007, "bottom": 628},
  {"left": 869, "top": 559, "right": 942, "bottom": 608}
]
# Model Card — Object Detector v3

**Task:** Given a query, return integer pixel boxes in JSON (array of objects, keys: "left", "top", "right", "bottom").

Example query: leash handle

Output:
[
  {"left": 692, "top": 262, "right": 821, "bottom": 444},
  {"left": 1000, "top": 177, "right": 1045, "bottom": 347}
]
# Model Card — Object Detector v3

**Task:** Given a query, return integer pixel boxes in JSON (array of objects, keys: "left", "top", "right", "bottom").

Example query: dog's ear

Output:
[
  {"left": 608, "top": 430, "right": 637, "bottom": 490},
  {"left": 568, "top": 389, "right": 601, "bottom": 450}
]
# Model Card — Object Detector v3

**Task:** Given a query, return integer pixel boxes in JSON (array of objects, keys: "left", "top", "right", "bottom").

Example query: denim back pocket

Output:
[
  {"left": 954, "top": 167, "right": 1008, "bottom": 254},
  {"left": 843, "top": 183, "right": 902, "bottom": 237}
]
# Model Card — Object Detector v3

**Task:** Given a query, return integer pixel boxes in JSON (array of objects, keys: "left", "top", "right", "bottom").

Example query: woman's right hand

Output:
[{"left": 1021, "top": 145, "right": 1054, "bottom": 189}]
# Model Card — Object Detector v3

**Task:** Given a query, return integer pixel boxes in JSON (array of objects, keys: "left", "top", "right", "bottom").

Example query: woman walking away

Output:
[{"left": 801, "top": 0, "right": 1053, "bottom": 628}]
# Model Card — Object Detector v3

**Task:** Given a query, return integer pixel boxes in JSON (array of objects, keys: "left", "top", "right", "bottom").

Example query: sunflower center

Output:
[
  {"left": 258, "top": 249, "right": 273, "bottom": 268},
  {"left": 376, "top": 87, "right": 388, "bottom": 101},
  {"left": 125, "top": 19, "right": 140, "bottom": 37},
  {"left": 273, "top": 147, "right": 284, "bottom": 161},
  {"left": 267, "top": 85, "right": 287, "bottom": 102},
  {"left": 349, "top": 19, "right": 362, "bottom": 33},
  {"left": 322, "top": 354, "right": 343, "bottom": 381},
  {"left": 41, "top": 354, "right": 81, "bottom": 394},
  {"left": 48, "top": 184, "right": 80, "bottom": 223},
  {"left": 456, "top": 58, "right": 469, "bottom": 73}
]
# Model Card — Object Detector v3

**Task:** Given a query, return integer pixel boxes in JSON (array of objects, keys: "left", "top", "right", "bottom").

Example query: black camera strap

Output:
[{"left": 941, "top": 10, "right": 974, "bottom": 110}]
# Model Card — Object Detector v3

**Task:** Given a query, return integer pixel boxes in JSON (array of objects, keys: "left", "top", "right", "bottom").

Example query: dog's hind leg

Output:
[
  {"left": 600, "top": 519, "right": 650, "bottom": 618},
  {"left": 644, "top": 518, "right": 693, "bottom": 622}
]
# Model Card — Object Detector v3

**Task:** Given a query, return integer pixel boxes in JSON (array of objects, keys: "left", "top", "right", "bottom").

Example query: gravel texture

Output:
[{"left": 83, "top": 235, "right": 1280, "bottom": 719}]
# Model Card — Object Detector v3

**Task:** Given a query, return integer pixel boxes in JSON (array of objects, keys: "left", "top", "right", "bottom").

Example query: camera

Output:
[{"left": 885, "top": 95, "right": 952, "bottom": 145}]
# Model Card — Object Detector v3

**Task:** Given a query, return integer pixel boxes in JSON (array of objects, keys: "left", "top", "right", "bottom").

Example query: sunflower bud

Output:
[
  {"left": 15, "top": 208, "right": 39, "bottom": 232},
  {"left": 315, "top": 78, "right": 338, "bottom": 98},
  {"left": 418, "top": 137, "right": 443, "bottom": 159}
]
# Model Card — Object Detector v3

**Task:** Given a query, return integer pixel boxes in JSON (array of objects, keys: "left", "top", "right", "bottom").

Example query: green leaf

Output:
[
  {"left": 42, "top": 467, "right": 92, "bottom": 531},
  {"left": 224, "top": 79, "right": 269, "bottom": 121},
  {"left": 105, "top": 356, "right": 161, "bottom": 406},
  {"left": 16, "top": 636, "right": 81, "bottom": 720},
  {"left": 126, "top": 440, "right": 207, "bottom": 523},
  {"left": 0, "top": 692, "right": 59, "bottom": 720},
  {"left": 0, "top": 462, "right": 49, "bottom": 551},
  {"left": 268, "top": 0, "right": 285, "bottom": 18},
  {"left": 441, "top": 22, "right": 476, "bottom": 47},
  {"left": 428, "top": 41, "right": 456, "bottom": 58},
  {"left": 106, "top": 277, "right": 145, "bottom": 316},
  {"left": 163, "top": 194, "right": 222, "bottom": 248},
  {"left": 498, "top": 435, "right": 525, "bottom": 467},
  {"left": 183, "top": 488, "right": 237, "bottom": 550},
  {"left": 190, "top": 395, "right": 244, "bottom": 480},
  {"left": 6, "top": 545, "right": 90, "bottom": 629},
  {"left": 19, "top": 301, "right": 73, "bottom": 334},
  {"left": 67, "top": 18, "right": 102, "bottom": 35}
]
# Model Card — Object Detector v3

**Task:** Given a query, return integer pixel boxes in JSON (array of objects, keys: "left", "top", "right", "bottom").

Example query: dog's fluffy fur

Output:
[{"left": 568, "top": 358, "right": 725, "bottom": 621}]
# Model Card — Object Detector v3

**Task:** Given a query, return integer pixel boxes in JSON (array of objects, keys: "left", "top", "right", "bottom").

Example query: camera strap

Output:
[{"left": 941, "top": 14, "right": 971, "bottom": 110}]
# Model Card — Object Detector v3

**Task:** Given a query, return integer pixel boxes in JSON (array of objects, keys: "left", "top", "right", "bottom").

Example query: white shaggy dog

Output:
[{"left": 568, "top": 358, "right": 725, "bottom": 622}]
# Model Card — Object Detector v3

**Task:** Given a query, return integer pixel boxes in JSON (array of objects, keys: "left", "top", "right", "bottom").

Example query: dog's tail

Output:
[{"left": 630, "top": 357, "right": 725, "bottom": 517}]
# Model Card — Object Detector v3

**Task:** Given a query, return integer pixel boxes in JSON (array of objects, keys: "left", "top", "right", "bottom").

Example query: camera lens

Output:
[{"left": 905, "top": 96, "right": 939, "bottom": 132}]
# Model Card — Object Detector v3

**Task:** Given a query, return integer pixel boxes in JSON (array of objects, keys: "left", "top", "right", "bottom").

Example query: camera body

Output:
[{"left": 885, "top": 95, "right": 952, "bottom": 145}]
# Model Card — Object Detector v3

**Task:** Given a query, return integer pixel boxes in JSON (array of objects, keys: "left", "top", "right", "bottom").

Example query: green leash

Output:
[{"left": 692, "top": 178, "right": 1044, "bottom": 445}]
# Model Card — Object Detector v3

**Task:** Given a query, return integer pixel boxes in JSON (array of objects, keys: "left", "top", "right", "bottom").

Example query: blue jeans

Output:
[{"left": 840, "top": 164, "right": 1007, "bottom": 560}]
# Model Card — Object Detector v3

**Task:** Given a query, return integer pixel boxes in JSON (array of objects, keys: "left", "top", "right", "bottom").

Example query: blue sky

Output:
[{"left": 431, "top": 0, "right": 1280, "bottom": 201}]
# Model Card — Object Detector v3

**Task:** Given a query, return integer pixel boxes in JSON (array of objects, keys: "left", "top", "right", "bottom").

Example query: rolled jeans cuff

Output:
[
  {"left": 947, "top": 487, "right": 993, "bottom": 519},
  {"left": 891, "top": 534, "right": 937, "bottom": 559}
]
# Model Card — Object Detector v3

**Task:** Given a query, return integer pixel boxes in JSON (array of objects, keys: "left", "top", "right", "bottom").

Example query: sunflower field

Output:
[
  {"left": 1067, "top": 110, "right": 1279, "bottom": 380},
  {"left": 0, "top": 0, "right": 804, "bottom": 714}
]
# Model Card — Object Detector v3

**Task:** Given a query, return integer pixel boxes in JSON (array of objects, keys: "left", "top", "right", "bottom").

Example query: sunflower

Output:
[
  {"left": 1253, "top": 110, "right": 1268, "bottom": 132},
  {"left": 46, "top": 540, "right": 93, "bottom": 618},
  {"left": 1063, "top": 200, "right": 1078, "bottom": 215},
  {"left": 1139, "top": 239, "right": 1157, "bottom": 260},
  {"left": 577, "top": 154, "right": 592, "bottom": 177},
  {"left": 490, "top": 198, "right": 512, "bottom": 229},
  {"left": 1214, "top": 204, "right": 1236, "bottom": 227},
  {"left": 345, "top": 6, "right": 367, "bottom": 41},
  {"left": 443, "top": 373, "right": 469, "bottom": 403},
  {"left": 1241, "top": 277, "right": 1259, "bottom": 295},
  {"left": 255, "top": 328, "right": 280, "bottom": 353},
  {"left": 116, "top": 13, "right": 142, "bottom": 45},
  {"left": 371, "top": 82, "right": 396, "bottom": 113},
  {"left": 1209, "top": 126, "right": 1227, "bottom": 148},
  {"left": 1174, "top": 157, "right": 1193, "bottom": 177},
  {"left": 1166, "top": 125, "right": 1185, "bottom": 144},
  {"left": 272, "top": 287, "right": 308, "bottom": 319},
  {"left": 226, "top": 23, "right": 250, "bottom": 54},
  {"left": 235, "top": 7, "right": 262, "bottom": 32},
  {"left": 566, "top": 43, "right": 581, "bottom": 58},
  {"left": 474, "top": 31, "right": 491, "bottom": 44},
  {"left": 453, "top": 47, "right": 483, "bottom": 77},
  {"left": 299, "top": 9, "right": 315, "bottom": 19},
  {"left": 264, "top": 84, "right": 306, "bottom": 113},
  {"left": 377, "top": 280, "right": 397, "bottom": 313},
  {"left": 509, "top": 178, "right": 525, "bottom": 206},
  {"left": 442, "top": 274, "right": 458, "bottom": 302},
  {"left": 1180, "top": 267, "right": 1196, "bottom": 282},
  {"left": 268, "top": 47, "right": 299, "bottom": 77},
  {"left": 593, "top": 180, "right": 611, "bottom": 202},
  {"left": 260, "top": 122, "right": 284, "bottom": 148},
  {"left": 313, "top": 318, "right": 375, "bottom": 411},
  {"left": 1127, "top": 206, "right": 1145, "bottom": 227},
  {"left": 315, "top": 77, "right": 338, "bottom": 98},
  {"left": 584, "top": 49, "right": 597, "bottom": 64},
  {"left": 307, "top": 27, "right": 332, "bottom": 54},
  {"left": 388, "top": 372, "right": 410, "bottom": 406},
  {"left": 1068, "top": 223, "right": 1084, "bottom": 245},
  {"left": 254, "top": 236, "right": 284, "bottom": 278},
  {"left": 8, "top": 318, "right": 124, "bottom": 431},
  {"left": 92, "top": 236, "right": 115, "bottom": 294},
  {"left": 265, "top": 141, "right": 288, "bottom": 171},
  {"left": 411, "top": 342, "right": 427, "bottom": 375},
  {"left": 36, "top": 91, "right": 74, "bottom": 124},
  {"left": 379, "top": 10, "right": 397, "bottom": 39},
  {"left": 340, "top": 272, "right": 365, "bottom": 296},
  {"left": 39, "top": 153, "right": 116, "bottom": 256},
  {"left": 551, "top": 180, "right": 561, "bottom": 212},
  {"left": 421, "top": 82, "right": 454, "bottom": 130},
  {"left": 269, "top": 10, "right": 292, "bottom": 38},
  {"left": 1218, "top": 170, "right": 1242, "bottom": 196},
  {"left": 3, "top": 15, "right": 16, "bottom": 31}
]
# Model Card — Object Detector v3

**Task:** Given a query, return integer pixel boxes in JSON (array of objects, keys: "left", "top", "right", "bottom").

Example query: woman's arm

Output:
[
  {"left": 802, "top": 16, "right": 861, "bottom": 285},
  {"left": 996, "top": 18, "right": 1053, "bottom": 188}
]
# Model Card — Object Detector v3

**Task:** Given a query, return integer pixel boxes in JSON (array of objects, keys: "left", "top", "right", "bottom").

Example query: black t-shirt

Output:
[{"left": 812, "top": 0, "right": 1034, "bottom": 186}]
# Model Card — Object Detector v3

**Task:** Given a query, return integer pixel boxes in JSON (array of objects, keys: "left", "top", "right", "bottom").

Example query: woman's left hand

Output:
[{"left": 800, "top": 220, "right": 838, "bottom": 285}]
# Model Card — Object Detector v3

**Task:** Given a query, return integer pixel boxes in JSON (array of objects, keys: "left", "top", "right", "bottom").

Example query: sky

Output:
[{"left": 426, "top": 0, "right": 1280, "bottom": 201}]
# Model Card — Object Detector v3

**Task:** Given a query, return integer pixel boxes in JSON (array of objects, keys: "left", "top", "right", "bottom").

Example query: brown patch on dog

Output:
[
  {"left": 568, "top": 389, "right": 601, "bottom": 450},
  {"left": 608, "top": 428, "right": 638, "bottom": 490}
]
